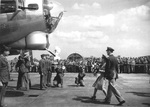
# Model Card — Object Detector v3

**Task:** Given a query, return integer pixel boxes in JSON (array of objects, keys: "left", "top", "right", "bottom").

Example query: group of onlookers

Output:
[
  {"left": 65, "top": 56, "right": 150, "bottom": 74},
  {"left": 9, "top": 54, "right": 150, "bottom": 74},
  {"left": 117, "top": 56, "right": 150, "bottom": 73}
]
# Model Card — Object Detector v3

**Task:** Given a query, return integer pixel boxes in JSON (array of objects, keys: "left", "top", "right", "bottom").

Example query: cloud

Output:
[
  {"left": 53, "top": 31, "right": 109, "bottom": 44},
  {"left": 116, "top": 5, "right": 150, "bottom": 23},
  {"left": 54, "top": 4, "right": 150, "bottom": 58},
  {"left": 50, "top": 30, "right": 109, "bottom": 57},
  {"left": 146, "top": 1, "right": 150, "bottom": 7},
  {"left": 116, "top": 39, "right": 140, "bottom": 49},
  {"left": 59, "top": 5, "right": 150, "bottom": 43},
  {"left": 72, "top": 2, "right": 101, "bottom": 10},
  {"left": 92, "top": 2, "right": 101, "bottom": 8},
  {"left": 62, "top": 5, "right": 150, "bottom": 31},
  {"left": 120, "top": 24, "right": 129, "bottom": 31},
  {"left": 113, "top": 5, "right": 150, "bottom": 32},
  {"left": 82, "top": 14, "right": 115, "bottom": 27},
  {"left": 61, "top": 14, "right": 115, "bottom": 31},
  {"left": 128, "top": 5, "right": 150, "bottom": 19},
  {"left": 70, "top": 3, "right": 150, "bottom": 31},
  {"left": 53, "top": 31, "right": 84, "bottom": 42},
  {"left": 72, "top": 3, "right": 84, "bottom": 10}
]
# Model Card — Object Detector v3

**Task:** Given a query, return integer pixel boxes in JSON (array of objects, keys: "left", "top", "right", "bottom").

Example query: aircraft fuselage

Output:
[
  {"left": 0, "top": 0, "right": 46, "bottom": 44},
  {"left": 0, "top": 0, "right": 64, "bottom": 50}
]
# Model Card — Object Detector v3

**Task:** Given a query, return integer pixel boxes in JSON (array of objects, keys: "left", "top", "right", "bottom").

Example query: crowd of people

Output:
[
  {"left": 8, "top": 52, "right": 150, "bottom": 74},
  {"left": 117, "top": 56, "right": 150, "bottom": 73},
  {"left": 64, "top": 56, "right": 150, "bottom": 74},
  {"left": 1, "top": 45, "right": 150, "bottom": 106}
]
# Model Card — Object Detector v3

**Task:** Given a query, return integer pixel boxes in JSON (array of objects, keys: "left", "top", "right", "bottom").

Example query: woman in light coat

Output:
[{"left": 91, "top": 55, "right": 108, "bottom": 100}]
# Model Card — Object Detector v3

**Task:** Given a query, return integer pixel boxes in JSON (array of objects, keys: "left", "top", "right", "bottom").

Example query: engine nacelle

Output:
[{"left": 8, "top": 31, "right": 50, "bottom": 50}]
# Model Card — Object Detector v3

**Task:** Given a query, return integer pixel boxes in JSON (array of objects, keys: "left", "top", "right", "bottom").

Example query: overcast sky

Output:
[{"left": 32, "top": 0, "right": 150, "bottom": 59}]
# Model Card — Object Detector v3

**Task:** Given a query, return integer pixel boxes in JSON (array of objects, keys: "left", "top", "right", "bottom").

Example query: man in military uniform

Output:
[
  {"left": 103, "top": 47, "right": 125, "bottom": 105},
  {"left": 0, "top": 45, "right": 10, "bottom": 107},
  {"left": 39, "top": 54, "right": 47, "bottom": 90},
  {"left": 45, "top": 54, "right": 52, "bottom": 87}
]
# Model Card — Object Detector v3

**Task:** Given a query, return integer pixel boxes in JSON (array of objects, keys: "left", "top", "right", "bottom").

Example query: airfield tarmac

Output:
[{"left": 5, "top": 73, "right": 150, "bottom": 107}]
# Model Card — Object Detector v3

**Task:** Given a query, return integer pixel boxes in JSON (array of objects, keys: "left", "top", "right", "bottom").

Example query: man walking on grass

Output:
[{"left": 103, "top": 47, "right": 125, "bottom": 105}]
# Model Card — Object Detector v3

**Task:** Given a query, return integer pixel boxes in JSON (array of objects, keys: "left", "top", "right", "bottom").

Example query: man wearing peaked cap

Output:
[
  {"left": 106, "top": 47, "right": 114, "bottom": 52},
  {"left": 103, "top": 47, "right": 125, "bottom": 105},
  {"left": 39, "top": 54, "right": 47, "bottom": 90}
]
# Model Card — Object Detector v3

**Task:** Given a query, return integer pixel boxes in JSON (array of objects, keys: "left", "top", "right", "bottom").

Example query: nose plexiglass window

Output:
[
  {"left": 43, "top": 0, "right": 63, "bottom": 33},
  {"left": 0, "top": 0, "right": 16, "bottom": 13}
]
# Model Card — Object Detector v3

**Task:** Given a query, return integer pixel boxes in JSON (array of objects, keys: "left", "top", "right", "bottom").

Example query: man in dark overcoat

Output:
[{"left": 16, "top": 56, "right": 24, "bottom": 90}]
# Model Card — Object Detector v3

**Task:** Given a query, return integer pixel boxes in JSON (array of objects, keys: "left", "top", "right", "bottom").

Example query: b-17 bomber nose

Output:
[{"left": 43, "top": 0, "right": 64, "bottom": 33}]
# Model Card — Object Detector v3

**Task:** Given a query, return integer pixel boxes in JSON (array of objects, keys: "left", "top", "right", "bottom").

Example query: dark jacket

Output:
[
  {"left": 0, "top": 55, "right": 9, "bottom": 83},
  {"left": 39, "top": 59, "right": 47, "bottom": 75},
  {"left": 105, "top": 54, "right": 118, "bottom": 80}
]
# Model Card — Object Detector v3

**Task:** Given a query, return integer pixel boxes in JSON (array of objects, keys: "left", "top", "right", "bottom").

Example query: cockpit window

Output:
[{"left": 0, "top": 0, "right": 16, "bottom": 13}]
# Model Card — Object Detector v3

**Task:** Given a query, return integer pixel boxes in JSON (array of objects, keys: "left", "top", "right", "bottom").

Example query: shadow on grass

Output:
[
  {"left": 126, "top": 91, "right": 150, "bottom": 97},
  {"left": 68, "top": 85, "right": 78, "bottom": 87},
  {"left": 31, "top": 84, "right": 62, "bottom": 90},
  {"left": 142, "top": 103, "right": 150, "bottom": 106},
  {"left": 5, "top": 90, "right": 24, "bottom": 97},
  {"left": 72, "top": 96, "right": 116, "bottom": 105},
  {"left": 30, "top": 84, "right": 41, "bottom": 90},
  {"left": 28, "top": 95, "right": 39, "bottom": 97}
]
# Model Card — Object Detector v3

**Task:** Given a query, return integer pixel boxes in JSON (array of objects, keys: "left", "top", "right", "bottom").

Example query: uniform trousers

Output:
[
  {"left": 22, "top": 73, "right": 29, "bottom": 90},
  {"left": 47, "top": 71, "right": 52, "bottom": 85},
  {"left": 0, "top": 82, "right": 8, "bottom": 106},
  {"left": 105, "top": 79, "right": 125, "bottom": 103},
  {"left": 40, "top": 73, "right": 47, "bottom": 89},
  {"left": 16, "top": 73, "right": 23, "bottom": 89}
]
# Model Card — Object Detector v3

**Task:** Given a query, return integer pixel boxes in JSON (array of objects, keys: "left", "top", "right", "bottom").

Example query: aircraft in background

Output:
[{"left": 0, "top": 0, "right": 64, "bottom": 55}]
